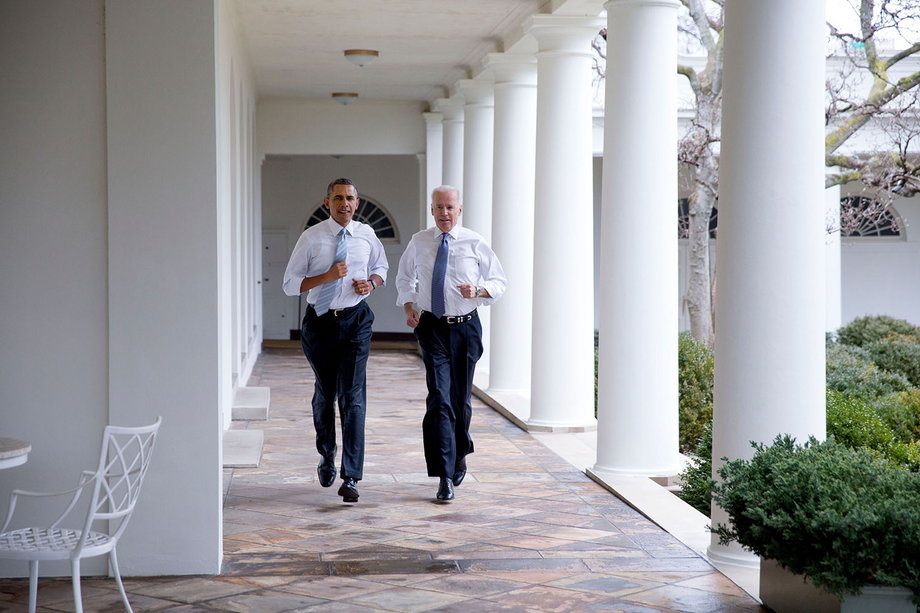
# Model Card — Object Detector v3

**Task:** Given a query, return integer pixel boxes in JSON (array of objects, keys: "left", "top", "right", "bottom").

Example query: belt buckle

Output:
[
  {"left": 333, "top": 309, "right": 344, "bottom": 318},
  {"left": 446, "top": 315, "right": 457, "bottom": 324}
]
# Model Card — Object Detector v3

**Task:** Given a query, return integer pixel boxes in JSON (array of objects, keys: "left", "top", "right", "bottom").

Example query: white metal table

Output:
[{"left": 0, "top": 438, "right": 31, "bottom": 469}]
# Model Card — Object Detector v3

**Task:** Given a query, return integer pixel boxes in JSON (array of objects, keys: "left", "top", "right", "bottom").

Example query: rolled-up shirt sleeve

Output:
[
  {"left": 475, "top": 240, "right": 506, "bottom": 306},
  {"left": 395, "top": 240, "right": 420, "bottom": 306},
  {"left": 367, "top": 235, "right": 389, "bottom": 285},
  {"left": 282, "top": 232, "right": 313, "bottom": 296}
]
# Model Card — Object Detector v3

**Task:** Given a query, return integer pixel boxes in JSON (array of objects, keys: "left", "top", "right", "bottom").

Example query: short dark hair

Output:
[{"left": 326, "top": 177, "right": 357, "bottom": 197}]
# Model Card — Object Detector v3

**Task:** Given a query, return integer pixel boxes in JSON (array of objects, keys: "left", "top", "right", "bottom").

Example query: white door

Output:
[{"left": 262, "top": 231, "right": 296, "bottom": 339}]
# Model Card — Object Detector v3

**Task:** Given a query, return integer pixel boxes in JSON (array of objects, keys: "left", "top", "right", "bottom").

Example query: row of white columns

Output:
[
  {"left": 424, "top": 14, "right": 605, "bottom": 432},
  {"left": 422, "top": 0, "right": 827, "bottom": 566}
]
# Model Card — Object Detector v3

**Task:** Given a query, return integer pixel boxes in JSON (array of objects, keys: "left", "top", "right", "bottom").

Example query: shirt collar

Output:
[
  {"left": 436, "top": 224, "right": 460, "bottom": 240},
  {"left": 327, "top": 218, "right": 353, "bottom": 236}
]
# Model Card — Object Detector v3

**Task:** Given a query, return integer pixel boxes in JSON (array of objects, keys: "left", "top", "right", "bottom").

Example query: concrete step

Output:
[
  {"left": 232, "top": 386, "right": 270, "bottom": 421},
  {"left": 223, "top": 429, "right": 264, "bottom": 468}
]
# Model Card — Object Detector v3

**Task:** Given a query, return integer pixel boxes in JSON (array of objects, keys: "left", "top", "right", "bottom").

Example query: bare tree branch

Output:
[
  {"left": 687, "top": 0, "right": 716, "bottom": 52},
  {"left": 885, "top": 41, "right": 920, "bottom": 69},
  {"left": 826, "top": 70, "right": 920, "bottom": 154},
  {"left": 678, "top": 64, "right": 701, "bottom": 94}
]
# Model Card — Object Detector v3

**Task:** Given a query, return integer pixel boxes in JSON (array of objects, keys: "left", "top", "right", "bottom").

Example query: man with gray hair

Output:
[{"left": 395, "top": 185, "right": 506, "bottom": 501}]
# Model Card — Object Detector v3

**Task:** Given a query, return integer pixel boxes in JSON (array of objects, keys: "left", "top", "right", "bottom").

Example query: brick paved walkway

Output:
[{"left": 0, "top": 347, "right": 762, "bottom": 612}]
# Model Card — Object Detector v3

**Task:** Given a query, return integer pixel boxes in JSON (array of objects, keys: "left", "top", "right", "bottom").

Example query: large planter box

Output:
[{"left": 760, "top": 559, "right": 915, "bottom": 613}]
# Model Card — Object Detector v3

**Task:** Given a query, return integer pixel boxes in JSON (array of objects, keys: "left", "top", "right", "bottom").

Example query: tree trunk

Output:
[{"left": 686, "top": 178, "right": 716, "bottom": 346}]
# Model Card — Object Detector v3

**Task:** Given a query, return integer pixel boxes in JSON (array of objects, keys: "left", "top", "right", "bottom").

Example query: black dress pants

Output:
[
  {"left": 414, "top": 310, "right": 483, "bottom": 478},
  {"left": 300, "top": 301, "right": 374, "bottom": 481}
]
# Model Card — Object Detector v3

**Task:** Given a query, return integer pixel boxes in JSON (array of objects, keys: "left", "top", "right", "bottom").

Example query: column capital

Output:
[
  {"left": 433, "top": 97, "right": 464, "bottom": 121},
  {"left": 423, "top": 111, "right": 443, "bottom": 126},
  {"left": 604, "top": 0, "right": 680, "bottom": 9},
  {"left": 456, "top": 79, "right": 494, "bottom": 107},
  {"left": 524, "top": 14, "right": 605, "bottom": 53},
  {"left": 484, "top": 53, "right": 537, "bottom": 86}
]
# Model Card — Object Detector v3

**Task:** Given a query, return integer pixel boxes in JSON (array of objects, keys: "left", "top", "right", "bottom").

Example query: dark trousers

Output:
[
  {"left": 300, "top": 301, "right": 374, "bottom": 481},
  {"left": 414, "top": 311, "right": 483, "bottom": 478}
]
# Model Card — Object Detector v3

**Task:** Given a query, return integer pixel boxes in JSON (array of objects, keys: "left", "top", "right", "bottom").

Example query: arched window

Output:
[
  {"left": 305, "top": 195, "right": 399, "bottom": 242},
  {"left": 840, "top": 196, "right": 903, "bottom": 238},
  {"left": 678, "top": 198, "right": 718, "bottom": 239}
]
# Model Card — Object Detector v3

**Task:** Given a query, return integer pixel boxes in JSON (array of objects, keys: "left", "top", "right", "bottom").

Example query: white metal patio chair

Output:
[{"left": 0, "top": 417, "right": 162, "bottom": 613}]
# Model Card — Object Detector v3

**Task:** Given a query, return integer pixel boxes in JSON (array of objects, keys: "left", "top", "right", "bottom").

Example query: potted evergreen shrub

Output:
[{"left": 711, "top": 435, "right": 920, "bottom": 612}]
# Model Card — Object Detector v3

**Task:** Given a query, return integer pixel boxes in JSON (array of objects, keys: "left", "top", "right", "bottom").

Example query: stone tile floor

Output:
[{"left": 0, "top": 347, "right": 764, "bottom": 612}]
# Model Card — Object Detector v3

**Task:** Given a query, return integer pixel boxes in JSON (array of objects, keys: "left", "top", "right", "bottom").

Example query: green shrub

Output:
[
  {"left": 678, "top": 332, "right": 713, "bottom": 453},
  {"left": 836, "top": 315, "right": 920, "bottom": 347},
  {"left": 825, "top": 341, "right": 911, "bottom": 399},
  {"left": 712, "top": 436, "right": 920, "bottom": 600},
  {"left": 865, "top": 337, "right": 920, "bottom": 387},
  {"left": 826, "top": 390, "right": 920, "bottom": 471},
  {"left": 874, "top": 389, "right": 920, "bottom": 443},
  {"left": 676, "top": 422, "right": 712, "bottom": 515}
]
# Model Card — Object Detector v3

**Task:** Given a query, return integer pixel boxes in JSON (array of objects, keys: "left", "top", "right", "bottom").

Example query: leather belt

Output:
[
  {"left": 426, "top": 310, "right": 478, "bottom": 325},
  {"left": 309, "top": 303, "right": 361, "bottom": 318}
]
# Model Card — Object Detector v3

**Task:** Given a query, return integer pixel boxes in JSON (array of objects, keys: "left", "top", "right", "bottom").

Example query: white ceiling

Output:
[{"left": 234, "top": 0, "right": 603, "bottom": 105}]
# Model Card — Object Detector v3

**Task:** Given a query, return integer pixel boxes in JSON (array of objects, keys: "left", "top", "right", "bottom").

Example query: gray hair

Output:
[{"left": 431, "top": 185, "right": 460, "bottom": 203}]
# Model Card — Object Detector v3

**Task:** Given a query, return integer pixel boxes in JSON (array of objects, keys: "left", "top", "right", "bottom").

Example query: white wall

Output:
[
  {"left": 0, "top": 0, "right": 110, "bottom": 577},
  {"left": 261, "top": 155, "right": 421, "bottom": 335},
  {"left": 0, "top": 0, "right": 260, "bottom": 578},
  {"left": 258, "top": 99, "right": 426, "bottom": 156},
  {"left": 841, "top": 194, "right": 920, "bottom": 327}
]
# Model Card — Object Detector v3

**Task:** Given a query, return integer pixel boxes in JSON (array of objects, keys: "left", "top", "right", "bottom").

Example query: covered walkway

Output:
[{"left": 1, "top": 347, "right": 760, "bottom": 612}]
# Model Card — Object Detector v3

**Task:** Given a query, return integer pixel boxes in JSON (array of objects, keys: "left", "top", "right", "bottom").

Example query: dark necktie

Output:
[{"left": 430, "top": 232, "right": 449, "bottom": 318}]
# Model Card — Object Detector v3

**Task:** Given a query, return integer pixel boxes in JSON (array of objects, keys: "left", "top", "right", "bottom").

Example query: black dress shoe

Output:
[
  {"left": 451, "top": 458, "right": 467, "bottom": 487},
  {"left": 338, "top": 477, "right": 359, "bottom": 503},
  {"left": 317, "top": 456, "right": 336, "bottom": 488},
  {"left": 436, "top": 477, "right": 454, "bottom": 501}
]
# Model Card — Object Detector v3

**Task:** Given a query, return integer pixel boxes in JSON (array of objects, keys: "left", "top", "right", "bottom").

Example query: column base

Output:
[
  {"left": 707, "top": 545, "right": 760, "bottom": 569},
  {"left": 591, "top": 458, "right": 683, "bottom": 478},
  {"left": 525, "top": 418, "right": 598, "bottom": 433}
]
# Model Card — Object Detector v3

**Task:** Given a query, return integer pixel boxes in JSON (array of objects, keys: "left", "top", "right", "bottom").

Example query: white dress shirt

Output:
[
  {"left": 282, "top": 218, "right": 389, "bottom": 310},
  {"left": 396, "top": 225, "right": 506, "bottom": 316}
]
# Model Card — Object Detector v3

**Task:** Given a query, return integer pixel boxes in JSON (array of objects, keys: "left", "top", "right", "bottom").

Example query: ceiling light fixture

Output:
[
  {"left": 332, "top": 92, "right": 359, "bottom": 106},
  {"left": 344, "top": 49, "right": 379, "bottom": 67}
]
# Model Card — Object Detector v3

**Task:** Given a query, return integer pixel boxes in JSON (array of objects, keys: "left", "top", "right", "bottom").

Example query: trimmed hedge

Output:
[
  {"left": 826, "top": 390, "right": 920, "bottom": 471},
  {"left": 836, "top": 314, "right": 920, "bottom": 347},
  {"left": 825, "top": 341, "right": 911, "bottom": 398},
  {"left": 678, "top": 332, "right": 713, "bottom": 453},
  {"left": 676, "top": 422, "right": 712, "bottom": 515},
  {"left": 712, "top": 436, "right": 920, "bottom": 600},
  {"left": 873, "top": 389, "right": 920, "bottom": 444},
  {"left": 865, "top": 337, "right": 920, "bottom": 387}
]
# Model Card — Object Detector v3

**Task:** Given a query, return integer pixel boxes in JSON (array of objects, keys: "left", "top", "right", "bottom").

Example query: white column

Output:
[
  {"left": 709, "top": 0, "right": 827, "bottom": 568},
  {"left": 457, "top": 80, "right": 494, "bottom": 240},
  {"left": 457, "top": 79, "right": 495, "bottom": 375},
  {"left": 423, "top": 112, "right": 443, "bottom": 229},
  {"left": 106, "top": 0, "right": 223, "bottom": 574},
  {"left": 436, "top": 98, "right": 464, "bottom": 191},
  {"left": 594, "top": 0, "right": 681, "bottom": 476},
  {"left": 825, "top": 181, "right": 842, "bottom": 332},
  {"left": 486, "top": 54, "right": 537, "bottom": 393},
  {"left": 527, "top": 15, "right": 604, "bottom": 430},
  {"left": 416, "top": 153, "right": 429, "bottom": 228}
]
